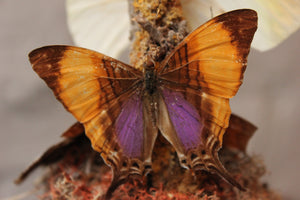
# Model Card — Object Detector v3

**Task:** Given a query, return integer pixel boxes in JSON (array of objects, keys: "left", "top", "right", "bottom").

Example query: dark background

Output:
[{"left": 1, "top": 0, "right": 299, "bottom": 199}]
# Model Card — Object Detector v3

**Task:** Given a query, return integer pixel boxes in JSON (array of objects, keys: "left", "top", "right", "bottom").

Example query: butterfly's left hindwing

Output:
[{"left": 157, "top": 9, "right": 257, "bottom": 189}]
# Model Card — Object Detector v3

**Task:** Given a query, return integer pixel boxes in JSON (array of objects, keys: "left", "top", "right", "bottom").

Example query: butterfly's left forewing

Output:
[
  {"left": 30, "top": 46, "right": 142, "bottom": 123},
  {"left": 157, "top": 9, "right": 257, "bottom": 189}
]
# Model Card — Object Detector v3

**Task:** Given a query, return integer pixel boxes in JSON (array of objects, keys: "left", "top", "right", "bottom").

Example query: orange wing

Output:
[
  {"left": 157, "top": 9, "right": 257, "bottom": 189},
  {"left": 29, "top": 45, "right": 142, "bottom": 162},
  {"left": 159, "top": 9, "right": 257, "bottom": 98}
]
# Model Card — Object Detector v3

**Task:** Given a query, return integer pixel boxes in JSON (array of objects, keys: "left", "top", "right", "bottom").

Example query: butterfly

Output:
[{"left": 29, "top": 9, "right": 257, "bottom": 197}]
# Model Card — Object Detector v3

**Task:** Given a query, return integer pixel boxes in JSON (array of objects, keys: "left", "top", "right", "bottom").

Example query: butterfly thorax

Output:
[{"left": 144, "top": 67, "right": 157, "bottom": 95}]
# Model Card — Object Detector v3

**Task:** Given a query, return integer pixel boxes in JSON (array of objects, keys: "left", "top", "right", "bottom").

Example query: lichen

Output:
[
  {"left": 38, "top": 136, "right": 280, "bottom": 199},
  {"left": 129, "top": 0, "right": 187, "bottom": 70}
]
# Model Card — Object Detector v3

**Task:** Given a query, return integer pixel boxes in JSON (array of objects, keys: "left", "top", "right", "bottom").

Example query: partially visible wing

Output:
[
  {"left": 181, "top": 0, "right": 223, "bottom": 31},
  {"left": 182, "top": 0, "right": 300, "bottom": 51},
  {"left": 223, "top": 114, "right": 257, "bottom": 152},
  {"left": 216, "top": 0, "right": 300, "bottom": 51},
  {"left": 66, "top": 0, "right": 130, "bottom": 59},
  {"left": 61, "top": 121, "right": 84, "bottom": 138},
  {"left": 15, "top": 133, "right": 90, "bottom": 185},
  {"left": 157, "top": 10, "right": 257, "bottom": 190},
  {"left": 29, "top": 46, "right": 148, "bottom": 196}
]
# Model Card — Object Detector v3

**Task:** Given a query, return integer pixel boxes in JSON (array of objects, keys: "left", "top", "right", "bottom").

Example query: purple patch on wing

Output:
[
  {"left": 161, "top": 87, "right": 203, "bottom": 150},
  {"left": 115, "top": 93, "right": 143, "bottom": 158}
]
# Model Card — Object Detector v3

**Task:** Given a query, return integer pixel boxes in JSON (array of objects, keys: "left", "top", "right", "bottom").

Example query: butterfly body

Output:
[
  {"left": 29, "top": 9, "right": 257, "bottom": 197},
  {"left": 144, "top": 67, "right": 157, "bottom": 94}
]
